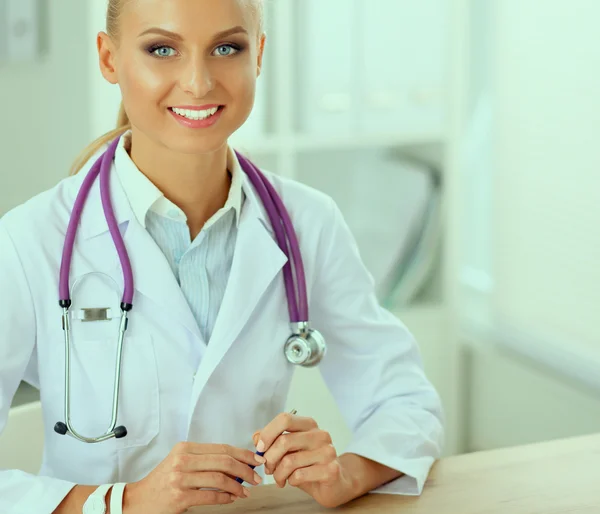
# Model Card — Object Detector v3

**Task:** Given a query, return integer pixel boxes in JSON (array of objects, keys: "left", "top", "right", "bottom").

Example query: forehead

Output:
[{"left": 120, "top": 0, "right": 255, "bottom": 38}]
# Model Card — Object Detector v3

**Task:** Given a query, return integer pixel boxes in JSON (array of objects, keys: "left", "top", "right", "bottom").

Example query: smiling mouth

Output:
[{"left": 168, "top": 106, "right": 224, "bottom": 121}]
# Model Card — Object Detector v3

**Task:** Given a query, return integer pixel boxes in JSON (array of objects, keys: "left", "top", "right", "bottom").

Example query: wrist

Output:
[
  {"left": 338, "top": 453, "right": 403, "bottom": 500},
  {"left": 122, "top": 482, "right": 138, "bottom": 514},
  {"left": 336, "top": 455, "right": 362, "bottom": 502}
]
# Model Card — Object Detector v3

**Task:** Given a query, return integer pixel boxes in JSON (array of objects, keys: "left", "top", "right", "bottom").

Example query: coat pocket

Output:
[{"left": 43, "top": 332, "right": 160, "bottom": 445}]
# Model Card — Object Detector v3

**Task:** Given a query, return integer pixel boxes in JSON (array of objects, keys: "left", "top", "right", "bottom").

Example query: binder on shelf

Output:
[
  {"left": 357, "top": 0, "right": 447, "bottom": 137},
  {"left": 294, "top": 0, "right": 359, "bottom": 135}
]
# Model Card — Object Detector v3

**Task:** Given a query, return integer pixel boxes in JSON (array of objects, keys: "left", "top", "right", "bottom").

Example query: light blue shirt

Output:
[{"left": 113, "top": 131, "right": 244, "bottom": 343}]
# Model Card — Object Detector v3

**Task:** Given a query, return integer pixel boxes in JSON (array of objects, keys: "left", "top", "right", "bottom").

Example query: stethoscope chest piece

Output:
[{"left": 284, "top": 323, "right": 326, "bottom": 367}]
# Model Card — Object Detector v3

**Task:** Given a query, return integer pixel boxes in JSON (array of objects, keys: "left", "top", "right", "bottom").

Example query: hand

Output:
[
  {"left": 253, "top": 412, "right": 354, "bottom": 508},
  {"left": 122, "top": 442, "right": 266, "bottom": 514}
]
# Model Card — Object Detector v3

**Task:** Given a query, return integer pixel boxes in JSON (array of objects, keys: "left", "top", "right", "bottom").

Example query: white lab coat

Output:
[{"left": 0, "top": 152, "right": 443, "bottom": 513}]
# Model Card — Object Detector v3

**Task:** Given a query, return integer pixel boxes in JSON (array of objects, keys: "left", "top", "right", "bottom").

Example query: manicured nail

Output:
[
  {"left": 230, "top": 495, "right": 238, "bottom": 501},
  {"left": 256, "top": 440, "right": 265, "bottom": 452},
  {"left": 243, "top": 487, "right": 251, "bottom": 497},
  {"left": 254, "top": 472, "right": 262, "bottom": 483},
  {"left": 254, "top": 454, "right": 266, "bottom": 464}
]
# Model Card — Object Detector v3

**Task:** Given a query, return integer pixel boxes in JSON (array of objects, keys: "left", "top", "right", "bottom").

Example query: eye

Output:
[
  {"left": 213, "top": 44, "right": 240, "bottom": 57},
  {"left": 149, "top": 45, "right": 177, "bottom": 58}
]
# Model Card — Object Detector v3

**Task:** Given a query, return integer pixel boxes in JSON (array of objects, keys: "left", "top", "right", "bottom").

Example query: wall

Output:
[
  {"left": 0, "top": 0, "right": 92, "bottom": 216},
  {"left": 455, "top": 0, "right": 600, "bottom": 450}
]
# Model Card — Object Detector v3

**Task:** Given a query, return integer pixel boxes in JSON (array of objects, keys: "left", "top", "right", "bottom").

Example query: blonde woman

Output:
[{"left": 0, "top": 0, "right": 443, "bottom": 513}]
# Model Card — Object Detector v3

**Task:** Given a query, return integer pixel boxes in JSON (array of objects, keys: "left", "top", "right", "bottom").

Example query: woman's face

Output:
[{"left": 99, "top": 0, "right": 265, "bottom": 154}]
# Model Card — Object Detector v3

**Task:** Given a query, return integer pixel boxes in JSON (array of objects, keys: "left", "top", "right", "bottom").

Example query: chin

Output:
[{"left": 164, "top": 131, "right": 231, "bottom": 155}]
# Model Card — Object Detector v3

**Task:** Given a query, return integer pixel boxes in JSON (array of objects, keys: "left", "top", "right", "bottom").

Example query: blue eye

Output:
[
  {"left": 213, "top": 44, "right": 239, "bottom": 57},
  {"left": 150, "top": 45, "right": 177, "bottom": 58}
]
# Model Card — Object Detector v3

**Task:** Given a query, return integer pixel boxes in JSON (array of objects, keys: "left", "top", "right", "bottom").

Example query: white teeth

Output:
[{"left": 172, "top": 107, "right": 219, "bottom": 120}]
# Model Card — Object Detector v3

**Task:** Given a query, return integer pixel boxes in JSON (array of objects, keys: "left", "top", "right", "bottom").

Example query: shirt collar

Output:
[{"left": 113, "top": 130, "right": 244, "bottom": 229}]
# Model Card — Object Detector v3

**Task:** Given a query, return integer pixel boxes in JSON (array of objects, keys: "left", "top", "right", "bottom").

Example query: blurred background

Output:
[{"left": 1, "top": 0, "right": 599, "bottom": 474}]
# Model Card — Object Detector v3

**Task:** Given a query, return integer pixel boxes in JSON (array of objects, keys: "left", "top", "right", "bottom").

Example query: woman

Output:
[{"left": 0, "top": 0, "right": 443, "bottom": 512}]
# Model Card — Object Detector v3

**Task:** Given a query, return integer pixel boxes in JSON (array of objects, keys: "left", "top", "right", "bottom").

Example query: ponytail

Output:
[{"left": 69, "top": 101, "right": 131, "bottom": 175}]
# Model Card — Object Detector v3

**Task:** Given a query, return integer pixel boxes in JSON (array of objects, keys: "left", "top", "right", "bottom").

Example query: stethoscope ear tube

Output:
[{"left": 54, "top": 302, "right": 131, "bottom": 443}]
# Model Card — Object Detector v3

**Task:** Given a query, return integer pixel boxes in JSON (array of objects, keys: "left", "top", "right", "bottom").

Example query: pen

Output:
[{"left": 236, "top": 409, "right": 297, "bottom": 484}]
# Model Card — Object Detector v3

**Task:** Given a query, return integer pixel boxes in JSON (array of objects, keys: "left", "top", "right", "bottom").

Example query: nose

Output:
[{"left": 179, "top": 55, "right": 214, "bottom": 98}]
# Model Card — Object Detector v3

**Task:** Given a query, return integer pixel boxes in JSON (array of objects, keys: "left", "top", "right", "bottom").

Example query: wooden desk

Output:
[{"left": 194, "top": 433, "right": 600, "bottom": 513}]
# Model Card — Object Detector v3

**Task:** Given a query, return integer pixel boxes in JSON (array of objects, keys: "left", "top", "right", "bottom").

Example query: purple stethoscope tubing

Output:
[
  {"left": 58, "top": 136, "right": 307, "bottom": 321},
  {"left": 235, "top": 151, "right": 308, "bottom": 322}
]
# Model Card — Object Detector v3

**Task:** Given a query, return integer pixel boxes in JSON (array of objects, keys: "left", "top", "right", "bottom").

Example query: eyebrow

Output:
[{"left": 138, "top": 25, "right": 248, "bottom": 41}]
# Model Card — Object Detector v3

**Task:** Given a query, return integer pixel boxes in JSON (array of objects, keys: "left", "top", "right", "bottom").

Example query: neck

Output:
[{"left": 128, "top": 129, "right": 231, "bottom": 238}]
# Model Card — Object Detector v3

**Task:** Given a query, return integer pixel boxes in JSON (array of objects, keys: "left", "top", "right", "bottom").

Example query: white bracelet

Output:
[
  {"left": 83, "top": 483, "right": 113, "bottom": 514},
  {"left": 110, "top": 483, "right": 127, "bottom": 514}
]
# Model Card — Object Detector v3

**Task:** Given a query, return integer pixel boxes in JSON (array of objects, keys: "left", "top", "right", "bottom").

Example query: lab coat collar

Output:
[
  {"left": 76, "top": 146, "right": 134, "bottom": 241},
  {"left": 78, "top": 143, "right": 270, "bottom": 240},
  {"left": 113, "top": 131, "right": 245, "bottom": 230}
]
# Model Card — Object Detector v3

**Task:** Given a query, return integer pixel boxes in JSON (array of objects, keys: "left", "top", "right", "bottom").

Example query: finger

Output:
[
  {"left": 173, "top": 453, "right": 263, "bottom": 486},
  {"left": 272, "top": 445, "right": 337, "bottom": 487},
  {"left": 186, "top": 490, "right": 238, "bottom": 507},
  {"left": 256, "top": 412, "right": 318, "bottom": 453},
  {"left": 180, "top": 471, "right": 251, "bottom": 498},
  {"left": 288, "top": 460, "right": 342, "bottom": 488},
  {"left": 177, "top": 442, "right": 266, "bottom": 466},
  {"left": 264, "top": 430, "right": 332, "bottom": 474}
]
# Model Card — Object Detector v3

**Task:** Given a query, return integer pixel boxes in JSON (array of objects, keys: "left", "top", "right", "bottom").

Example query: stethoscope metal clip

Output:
[{"left": 54, "top": 135, "right": 326, "bottom": 444}]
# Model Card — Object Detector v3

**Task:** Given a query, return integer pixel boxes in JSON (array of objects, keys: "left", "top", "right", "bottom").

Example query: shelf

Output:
[{"left": 230, "top": 130, "right": 444, "bottom": 155}]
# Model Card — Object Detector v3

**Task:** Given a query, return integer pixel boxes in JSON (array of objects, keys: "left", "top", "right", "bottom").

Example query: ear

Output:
[
  {"left": 256, "top": 33, "right": 267, "bottom": 77},
  {"left": 97, "top": 32, "right": 119, "bottom": 85}
]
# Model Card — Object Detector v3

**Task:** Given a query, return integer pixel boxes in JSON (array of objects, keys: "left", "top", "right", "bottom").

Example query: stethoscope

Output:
[{"left": 54, "top": 135, "right": 326, "bottom": 444}]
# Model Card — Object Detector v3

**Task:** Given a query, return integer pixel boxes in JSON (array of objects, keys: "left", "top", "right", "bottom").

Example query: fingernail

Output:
[
  {"left": 254, "top": 472, "right": 262, "bottom": 483},
  {"left": 230, "top": 495, "right": 238, "bottom": 501},
  {"left": 256, "top": 440, "right": 265, "bottom": 452},
  {"left": 254, "top": 455, "right": 266, "bottom": 464},
  {"left": 243, "top": 487, "right": 251, "bottom": 497}
]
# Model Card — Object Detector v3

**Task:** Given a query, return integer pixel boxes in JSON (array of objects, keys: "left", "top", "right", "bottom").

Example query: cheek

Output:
[{"left": 118, "top": 56, "right": 171, "bottom": 115}]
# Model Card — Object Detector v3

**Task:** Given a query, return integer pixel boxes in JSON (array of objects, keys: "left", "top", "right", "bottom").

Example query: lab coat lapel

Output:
[
  {"left": 78, "top": 161, "right": 203, "bottom": 343},
  {"left": 188, "top": 172, "right": 288, "bottom": 415},
  {"left": 121, "top": 218, "right": 204, "bottom": 342}
]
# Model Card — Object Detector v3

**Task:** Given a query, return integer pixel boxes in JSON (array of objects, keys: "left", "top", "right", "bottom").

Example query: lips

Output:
[{"left": 168, "top": 105, "right": 225, "bottom": 129}]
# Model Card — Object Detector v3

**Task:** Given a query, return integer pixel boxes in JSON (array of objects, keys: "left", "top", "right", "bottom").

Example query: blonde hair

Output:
[{"left": 70, "top": 0, "right": 265, "bottom": 175}]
